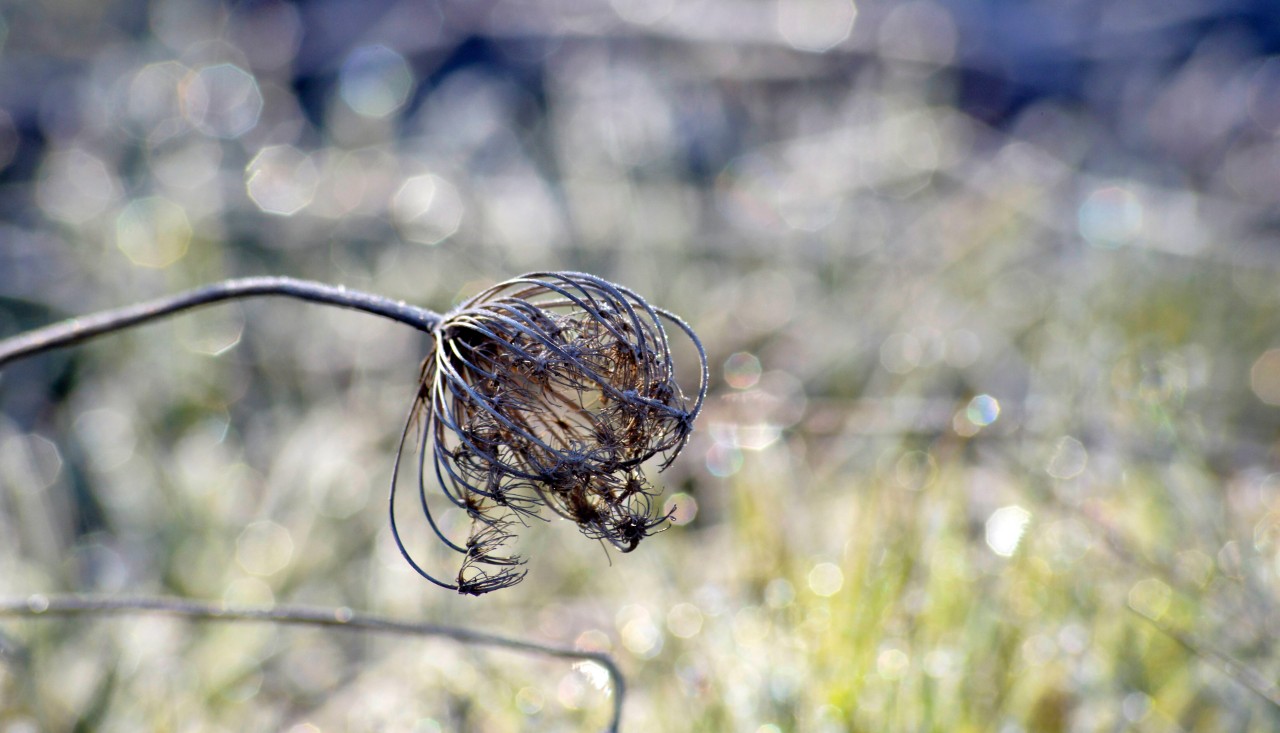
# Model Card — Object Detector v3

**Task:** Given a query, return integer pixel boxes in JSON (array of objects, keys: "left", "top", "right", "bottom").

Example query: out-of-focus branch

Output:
[
  {"left": 0, "top": 277, "right": 442, "bottom": 368},
  {"left": 1127, "top": 602, "right": 1280, "bottom": 711},
  {"left": 0, "top": 594, "right": 625, "bottom": 732}
]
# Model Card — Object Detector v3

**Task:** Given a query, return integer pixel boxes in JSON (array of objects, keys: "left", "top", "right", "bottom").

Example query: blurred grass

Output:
[{"left": 4, "top": 0, "right": 1280, "bottom": 731}]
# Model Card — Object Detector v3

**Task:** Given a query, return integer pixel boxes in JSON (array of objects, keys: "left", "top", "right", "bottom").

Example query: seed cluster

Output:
[{"left": 391, "top": 272, "right": 707, "bottom": 594}]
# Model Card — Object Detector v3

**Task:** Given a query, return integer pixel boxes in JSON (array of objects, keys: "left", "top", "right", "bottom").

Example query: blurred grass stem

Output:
[
  {"left": 0, "top": 593, "right": 625, "bottom": 732},
  {"left": 0, "top": 277, "right": 442, "bottom": 368},
  {"left": 1128, "top": 603, "right": 1280, "bottom": 711}
]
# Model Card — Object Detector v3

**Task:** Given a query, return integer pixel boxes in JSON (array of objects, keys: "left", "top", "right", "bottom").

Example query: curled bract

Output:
[{"left": 390, "top": 271, "right": 707, "bottom": 595}]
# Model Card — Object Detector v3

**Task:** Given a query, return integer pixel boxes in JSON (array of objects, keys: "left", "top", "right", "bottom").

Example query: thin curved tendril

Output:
[{"left": 389, "top": 398, "right": 463, "bottom": 590}]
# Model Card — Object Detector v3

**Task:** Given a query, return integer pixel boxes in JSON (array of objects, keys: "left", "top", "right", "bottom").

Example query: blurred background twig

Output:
[{"left": 0, "top": 594, "right": 625, "bottom": 732}]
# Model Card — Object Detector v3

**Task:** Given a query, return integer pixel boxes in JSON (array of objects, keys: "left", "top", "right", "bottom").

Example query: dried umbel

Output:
[{"left": 391, "top": 271, "right": 708, "bottom": 594}]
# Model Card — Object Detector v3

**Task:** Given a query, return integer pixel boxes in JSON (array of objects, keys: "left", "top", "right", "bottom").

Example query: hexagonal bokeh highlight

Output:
[{"left": 245, "top": 145, "right": 319, "bottom": 216}]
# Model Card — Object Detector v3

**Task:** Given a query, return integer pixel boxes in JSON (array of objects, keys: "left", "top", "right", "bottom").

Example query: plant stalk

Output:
[{"left": 0, "top": 277, "right": 442, "bottom": 368}]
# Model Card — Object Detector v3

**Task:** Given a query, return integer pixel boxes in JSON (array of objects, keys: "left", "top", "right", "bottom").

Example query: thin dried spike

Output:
[
  {"left": 656, "top": 307, "right": 708, "bottom": 416},
  {"left": 456, "top": 309, "right": 638, "bottom": 402},
  {"left": 412, "top": 412, "right": 471, "bottom": 553},
  {"left": 388, "top": 400, "right": 464, "bottom": 592},
  {"left": 437, "top": 353, "right": 563, "bottom": 456},
  {"left": 542, "top": 272, "right": 672, "bottom": 358},
  {"left": 525, "top": 282, "right": 652, "bottom": 361}
]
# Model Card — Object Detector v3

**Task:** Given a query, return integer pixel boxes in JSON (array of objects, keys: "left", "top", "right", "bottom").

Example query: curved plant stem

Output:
[
  {"left": 0, "top": 594, "right": 626, "bottom": 732},
  {"left": 0, "top": 277, "right": 443, "bottom": 368}
]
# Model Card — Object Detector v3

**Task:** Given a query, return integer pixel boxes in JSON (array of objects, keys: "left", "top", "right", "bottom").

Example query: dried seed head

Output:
[{"left": 390, "top": 271, "right": 707, "bottom": 595}]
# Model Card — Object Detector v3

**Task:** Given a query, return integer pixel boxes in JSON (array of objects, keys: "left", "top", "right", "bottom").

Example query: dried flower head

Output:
[{"left": 390, "top": 271, "right": 707, "bottom": 595}]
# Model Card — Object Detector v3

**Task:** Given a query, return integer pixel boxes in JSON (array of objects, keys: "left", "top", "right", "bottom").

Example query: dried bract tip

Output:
[{"left": 390, "top": 271, "right": 708, "bottom": 594}]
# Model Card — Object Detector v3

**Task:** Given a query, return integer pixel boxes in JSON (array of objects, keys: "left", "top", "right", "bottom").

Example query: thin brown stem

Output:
[{"left": 0, "top": 277, "right": 442, "bottom": 368}]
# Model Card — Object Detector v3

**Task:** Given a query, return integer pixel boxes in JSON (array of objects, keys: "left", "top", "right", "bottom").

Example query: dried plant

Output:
[
  {"left": 0, "top": 271, "right": 706, "bottom": 731},
  {"left": 0, "top": 272, "right": 707, "bottom": 596},
  {"left": 392, "top": 271, "right": 708, "bottom": 594}
]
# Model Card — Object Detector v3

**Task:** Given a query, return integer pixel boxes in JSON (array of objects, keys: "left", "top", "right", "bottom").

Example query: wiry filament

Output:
[{"left": 390, "top": 271, "right": 707, "bottom": 595}]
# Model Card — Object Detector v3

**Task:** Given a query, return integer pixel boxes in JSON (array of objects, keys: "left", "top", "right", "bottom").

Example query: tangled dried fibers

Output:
[{"left": 390, "top": 272, "right": 708, "bottom": 595}]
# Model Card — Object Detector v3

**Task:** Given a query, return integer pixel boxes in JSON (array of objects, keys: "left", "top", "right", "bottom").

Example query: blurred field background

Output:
[{"left": 3, "top": 0, "right": 1280, "bottom": 731}]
